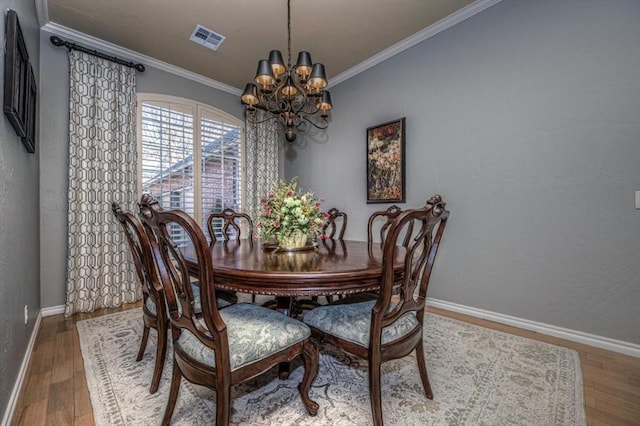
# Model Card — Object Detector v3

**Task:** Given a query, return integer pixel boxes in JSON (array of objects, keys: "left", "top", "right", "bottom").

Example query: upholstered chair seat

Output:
[
  {"left": 304, "top": 300, "right": 419, "bottom": 347},
  {"left": 178, "top": 303, "right": 310, "bottom": 370}
]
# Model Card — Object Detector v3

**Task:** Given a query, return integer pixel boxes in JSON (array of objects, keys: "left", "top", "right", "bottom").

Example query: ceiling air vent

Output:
[{"left": 189, "top": 25, "right": 225, "bottom": 51}]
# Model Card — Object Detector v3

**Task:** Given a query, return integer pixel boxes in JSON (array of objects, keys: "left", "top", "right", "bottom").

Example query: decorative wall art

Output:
[
  {"left": 3, "top": 9, "right": 36, "bottom": 153},
  {"left": 22, "top": 64, "right": 37, "bottom": 152},
  {"left": 366, "top": 118, "right": 406, "bottom": 203}
]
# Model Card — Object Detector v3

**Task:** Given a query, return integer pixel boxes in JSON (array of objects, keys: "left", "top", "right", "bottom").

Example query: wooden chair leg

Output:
[
  {"left": 368, "top": 360, "right": 383, "bottom": 426},
  {"left": 298, "top": 340, "right": 319, "bottom": 416},
  {"left": 161, "top": 358, "right": 182, "bottom": 426},
  {"left": 150, "top": 320, "right": 168, "bottom": 394},
  {"left": 137, "top": 324, "right": 150, "bottom": 361},
  {"left": 415, "top": 342, "right": 434, "bottom": 399},
  {"left": 215, "top": 384, "right": 232, "bottom": 426}
]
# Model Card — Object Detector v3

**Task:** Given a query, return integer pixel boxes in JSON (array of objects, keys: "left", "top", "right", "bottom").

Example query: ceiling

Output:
[{"left": 44, "top": 0, "right": 482, "bottom": 91}]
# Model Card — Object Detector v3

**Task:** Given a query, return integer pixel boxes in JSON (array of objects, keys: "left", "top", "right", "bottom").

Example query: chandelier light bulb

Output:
[
  {"left": 268, "top": 50, "right": 286, "bottom": 79},
  {"left": 255, "top": 59, "right": 275, "bottom": 89}
]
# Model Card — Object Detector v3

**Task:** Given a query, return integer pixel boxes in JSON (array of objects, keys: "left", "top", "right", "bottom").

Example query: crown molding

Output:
[
  {"left": 329, "top": 0, "right": 503, "bottom": 88},
  {"left": 41, "top": 22, "right": 242, "bottom": 96},
  {"left": 38, "top": 0, "right": 501, "bottom": 95}
]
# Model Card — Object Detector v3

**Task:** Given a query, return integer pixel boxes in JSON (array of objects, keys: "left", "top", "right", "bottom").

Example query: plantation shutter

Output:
[
  {"left": 200, "top": 107, "right": 243, "bottom": 239},
  {"left": 138, "top": 96, "right": 245, "bottom": 245}
]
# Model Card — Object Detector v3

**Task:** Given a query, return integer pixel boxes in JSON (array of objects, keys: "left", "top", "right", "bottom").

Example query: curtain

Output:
[
  {"left": 64, "top": 50, "right": 140, "bottom": 316},
  {"left": 245, "top": 111, "right": 280, "bottom": 216}
]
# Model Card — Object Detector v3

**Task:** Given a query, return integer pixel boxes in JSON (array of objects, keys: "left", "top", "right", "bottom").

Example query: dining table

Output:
[{"left": 183, "top": 238, "right": 405, "bottom": 312}]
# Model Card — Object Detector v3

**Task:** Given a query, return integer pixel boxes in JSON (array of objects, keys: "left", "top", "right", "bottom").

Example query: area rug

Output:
[{"left": 77, "top": 308, "right": 586, "bottom": 425}]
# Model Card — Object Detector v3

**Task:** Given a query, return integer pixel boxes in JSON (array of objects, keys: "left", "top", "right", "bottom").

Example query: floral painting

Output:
[{"left": 366, "top": 118, "right": 406, "bottom": 203}]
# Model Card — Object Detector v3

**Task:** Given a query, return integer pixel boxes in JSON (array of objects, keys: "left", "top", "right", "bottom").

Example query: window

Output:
[{"left": 137, "top": 94, "right": 244, "bottom": 245}]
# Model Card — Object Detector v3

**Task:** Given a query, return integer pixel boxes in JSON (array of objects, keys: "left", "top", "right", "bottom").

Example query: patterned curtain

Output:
[
  {"left": 65, "top": 50, "right": 140, "bottom": 316},
  {"left": 245, "top": 111, "right": 280, "bottom": 216}
]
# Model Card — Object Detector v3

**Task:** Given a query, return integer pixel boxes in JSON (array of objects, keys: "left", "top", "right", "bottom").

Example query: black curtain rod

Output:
[{"left": 49, "top": 35, "right": 145, "bottom": 72}]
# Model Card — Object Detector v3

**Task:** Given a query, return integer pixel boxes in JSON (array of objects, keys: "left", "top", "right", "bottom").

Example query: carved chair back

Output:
[
  {"left": 111, "top": 202, "right": 164, "bottom": 314},
  {"left": 367, "top": 204, "right": 413, "bottom": 247},
  {"left": 322, "top": 207, "right": 348, "bottom": 240},
  {"left": 206, "top": 208, "right": 254, "bottom": 244}
]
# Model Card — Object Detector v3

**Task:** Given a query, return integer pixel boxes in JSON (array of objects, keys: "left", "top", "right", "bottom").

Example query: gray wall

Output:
[
  {"left": 286, "top": 0, "right": 640, "bottom": 344},
  {"left": 39, "top": 29, "right": 244, "bottom": 308},
  {"left": 0, "top": 0, "right": 40, "bottom": 420}
]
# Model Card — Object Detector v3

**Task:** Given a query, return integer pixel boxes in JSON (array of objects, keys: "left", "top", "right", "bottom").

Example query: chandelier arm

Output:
[
  {"left": 245, "top": 110, "right": 280, "bottom": 125},
  {"left": 257, "top": 91, "right": 283, "bottom": 113},
  {"left": 300, "top": 115, "right": 329, "bottom": 130}
]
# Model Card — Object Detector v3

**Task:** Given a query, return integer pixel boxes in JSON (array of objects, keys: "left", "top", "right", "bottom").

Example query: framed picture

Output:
[
  {"left": 366, "top": 118, "right": 406, "bottom": 203},
  {"left": 22, "top": 64, "right": 37, "bottom": 153},
  {"left": 3, "top": 10, "right": 29, "bottom": 138}
]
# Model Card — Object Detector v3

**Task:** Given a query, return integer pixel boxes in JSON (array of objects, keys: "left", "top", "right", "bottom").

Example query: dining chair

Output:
[
  {"left": 111, "top": 202, "right": 169, "bottom": 394},
  {"left": 333, "top": 204, "right": 414, "bottom": 306},
  {"left": 330, "top": 205, "right": 407, "bottom": 307},
  {"left": 206, "top": 208, "right": 253, "bottom": 303},
  {"left": 206, "top": 208, "right": 254, "bottom": 244},
  {"left": 113, "top": 202, "right": 232, "bottom": 394},
  {"left": 322, "top": 207, "right": 348, "bottom": 240},
  {"left": 303, "top": 194, "right": 449, "bottom": 426},
  {"left": 313, "top": 207, "right": 348, "bottom": 304},
  {"left": 138, "top": 194, "right": 319, "bottom": 425}
]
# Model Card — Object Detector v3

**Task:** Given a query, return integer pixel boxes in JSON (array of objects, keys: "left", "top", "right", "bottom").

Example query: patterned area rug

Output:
[{"left": 77, "top": 308, "right": 586, "bottom": 425}]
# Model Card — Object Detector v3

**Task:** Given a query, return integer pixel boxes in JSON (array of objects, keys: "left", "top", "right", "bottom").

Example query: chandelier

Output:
[{"left": 240, "top": 0, "right": 333, "bottom": 142}]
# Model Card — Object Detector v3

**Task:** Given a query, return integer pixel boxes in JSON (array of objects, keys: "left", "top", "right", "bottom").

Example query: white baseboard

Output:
[
  {"left": 40, "top": 305, "right": 65, "bottom": 317},
  {"left": 1, "top": 311, "right": 42, "bottom": 426},
  {"left": 427, "top": 298, "right": 640, "bottom": 358}
]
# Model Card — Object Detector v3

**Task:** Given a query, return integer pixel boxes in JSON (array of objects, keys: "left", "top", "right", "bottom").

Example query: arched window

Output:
[{"left": 137, "top": 94, "right": 245, "bottom": 244}]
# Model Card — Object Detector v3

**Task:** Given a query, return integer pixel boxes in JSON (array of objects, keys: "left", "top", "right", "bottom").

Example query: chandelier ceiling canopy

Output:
[{"left": 241, "top": 0, "right": 332, "bottom": 142}]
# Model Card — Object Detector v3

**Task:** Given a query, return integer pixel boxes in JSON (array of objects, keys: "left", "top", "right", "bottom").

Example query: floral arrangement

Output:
[{"left": 256, "top": 177, "right": 327, "bottom": 247}]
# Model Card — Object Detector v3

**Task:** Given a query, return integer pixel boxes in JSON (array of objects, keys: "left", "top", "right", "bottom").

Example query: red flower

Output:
[
  {"left": 268, "top": 192, "right": 274, "bottom": 198},
  {"left": 274, "top": 220, "right": 280, "bottom": 228}
]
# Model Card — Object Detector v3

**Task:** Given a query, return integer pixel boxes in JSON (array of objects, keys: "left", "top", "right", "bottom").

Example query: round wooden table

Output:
[{"left": 196, "top": 239, "right": 404, "bottom": 298}]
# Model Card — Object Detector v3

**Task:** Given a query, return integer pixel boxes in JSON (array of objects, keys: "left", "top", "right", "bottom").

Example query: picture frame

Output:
[
  {"left": 3, "top": 10, "right": 29, "bottom": 138},
  {"left": 366, "top": 117, "right": 406, "bottom": 203},
  {"left": 22, "top": 64, "right": 37, "bottom": 153}
]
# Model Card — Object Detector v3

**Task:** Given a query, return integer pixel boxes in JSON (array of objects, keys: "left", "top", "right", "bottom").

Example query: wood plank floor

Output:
[{"left": 11, "top": 302, "right": 640, "bottom": 425}]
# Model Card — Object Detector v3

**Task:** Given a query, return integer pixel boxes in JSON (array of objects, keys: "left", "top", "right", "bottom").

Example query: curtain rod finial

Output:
[{"left": 50, "top": 35, "right": 64, "bottom": 46}]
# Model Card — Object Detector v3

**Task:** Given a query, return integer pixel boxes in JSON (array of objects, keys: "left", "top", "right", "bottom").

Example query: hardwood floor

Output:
[{"left": 11, "top": 302, "right": 640, "bottom": 425}]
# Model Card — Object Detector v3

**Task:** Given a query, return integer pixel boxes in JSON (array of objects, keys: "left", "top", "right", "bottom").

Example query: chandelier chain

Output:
[{"left": 287, "top": 0, "right": 292, "bottom": 68}]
